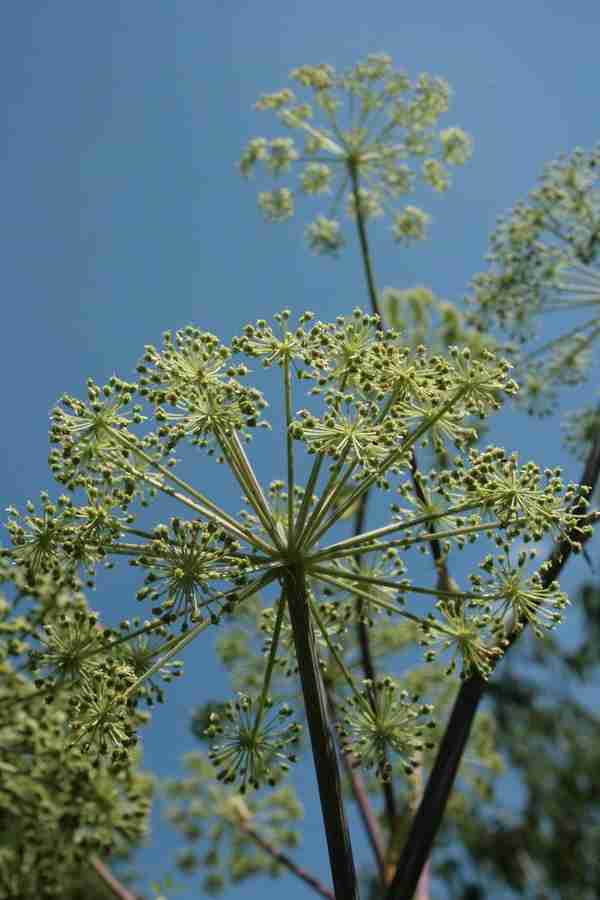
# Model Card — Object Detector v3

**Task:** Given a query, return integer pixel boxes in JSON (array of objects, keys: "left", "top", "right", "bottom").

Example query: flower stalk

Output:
[{"left": 284, "top": 564, "right": 358, "bottom": 900}]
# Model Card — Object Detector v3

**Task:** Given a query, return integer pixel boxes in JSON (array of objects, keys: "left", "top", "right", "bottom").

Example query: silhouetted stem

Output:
[
  {"left": 326, "top": 683, "right": 387, "bottom": 884},
  {"left": 349, "top": 162, "right": 379, "bottom": 314},
  {"left": 285, "top": 565, "right": 358, "bottom": 900}
]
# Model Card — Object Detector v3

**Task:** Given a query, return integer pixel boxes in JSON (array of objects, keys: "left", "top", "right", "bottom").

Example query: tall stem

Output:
[
  {"left": 349, "top": 157, "right": 400, "bottom": 837},
  {"left": 284, "top": 565, "right": 358, "bottom": 900},
  {"left": 349, "top": 162, "right": 379, "bottom": 315},
  {"left": 283, "top": 356, "right": 296, "bottom": 541}
]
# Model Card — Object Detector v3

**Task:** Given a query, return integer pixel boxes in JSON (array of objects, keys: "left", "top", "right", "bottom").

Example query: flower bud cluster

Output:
[
  {"left": 468, "top": 145, "right": 600, "bottom": 416},
  {"left": 137, "top": 327, "right": 269, "bottom": 454},
  {"left": 240, "top": 54, "right": 472, "bottom": 253},
  {"left": 205, "top": 694, "right": 302, "bottom": 793},
  {"left": 131, "top": 518, "right": 246, "bottom": 628},
  {"left": 336, "top": 677, "right": 436, "bottom": 780}
]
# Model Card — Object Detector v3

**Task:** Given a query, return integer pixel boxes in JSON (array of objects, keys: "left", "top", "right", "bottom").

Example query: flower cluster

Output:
[
  {"left": 29, "top": 608, "right": 107, "bottom": 682},
  {"left": 205, "top": 694, "right": 302, "bottom": 792},
  {"left": 468, "top": 144, "right": 600, "bottom": 414},
  {"left": 240, "top": 54, "right": 472, "bottom": 253},
  {"left": 1, "top": 305, "right": 588, "bottom": 808},
  {"left": 48, "top": 377, "right": 146, "bottom": 489},
  {"left": 336, "top": 677, "right": 436, "bottom": 780},
  {"left": 454, "top": 447, "right": 589, "bottom": 543},
  {"left": 470, "top": 546, "right": 570, "bottom": 638},
  {"left": 0, "top": 579, "right": 152, "bottom": 897},
  {"left": 131, "top": 518, "right": 246, "bottom": 628},
  {"left": 3, "top": 493, "right": 110, "bottom": 587},
  {"left": 136, "top": 328, "right": 270, "bottom": 455},
  {"left": 419, "top": 604, "right": 506, "bottom": 680},
  {"left": 231, "top": 309, "right": 317, "bottom": 368},
  {"left": 66, "top": 665, "right": 139, "bottom": 768}
]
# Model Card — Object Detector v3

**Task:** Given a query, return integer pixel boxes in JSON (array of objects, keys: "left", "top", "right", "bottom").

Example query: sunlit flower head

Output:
[
  {"left": 205, "top": 693, "right": 302, "bottom": 792},
  {"left": 336, "top": 677, "right": 435, "bottom": 780},
  {"left": 241, "top": 54, "right": 472, "bottom": 253}
]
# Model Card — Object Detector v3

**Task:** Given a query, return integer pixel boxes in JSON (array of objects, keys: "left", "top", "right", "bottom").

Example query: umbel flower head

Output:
[
  {"left": 3, "top": 492, "right": 109, "bottom": 587},
  {"left": 240, "top": 53, "right": 472, "bottom": 254},
  {"left": 2, "top": 304, "right": 588, "bottom": 800},
  {"left": 470, "top": 545, "right": 570, "bottom": 639},
  {"left": 205, "top": 694, "right": 302, "bottom": 793},
  {"left": 132, "top": 518, "right": 247, "bottom": 628},
  {"left": 336, "top": 677, "right": 436, "bottom": 780},
  {"left": 468, "top": 144, "right": 600, "bottom": 415}
]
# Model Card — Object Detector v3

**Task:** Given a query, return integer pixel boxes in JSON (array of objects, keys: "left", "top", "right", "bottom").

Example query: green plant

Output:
[{"left": 1, "top": 54, "right": 599, "bottom": 900}]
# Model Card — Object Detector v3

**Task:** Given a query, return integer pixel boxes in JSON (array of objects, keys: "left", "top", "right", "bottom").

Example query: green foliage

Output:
[{"left": 0, "top": 571, "right": 152, "bottom": 898}]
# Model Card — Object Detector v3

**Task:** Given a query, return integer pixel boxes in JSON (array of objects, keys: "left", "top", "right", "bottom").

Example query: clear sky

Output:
[{"left": 2, "top": 2, "right": 600, "bottom": 898}]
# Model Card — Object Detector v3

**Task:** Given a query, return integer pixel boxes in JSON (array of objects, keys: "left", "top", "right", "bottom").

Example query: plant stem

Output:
[
  {"left": 284, "top": 565, "right": 358, "bottom": 900},
  {"left": 237, "top": 819, "right": 335, "bottom": 900},
  {"left": 409, "top": 448, "right": 451, "bottom": 595},
  {"left": 109, "top": 428, "right": 262, "bottom": 547},
  {"left": 216, "top": 428, "right": 285, "bottom": 551},
  {"left": 325, "top": 687, "right": 387, "bottom": 884},
  {"left": 312, "top": 501, "right": 490, "bottom": 561},
  {"left": 251, "top": 589, "right": 286, "bottom": 740},
  {"left": 122, "top": 617, "right": 211, "bottom": 700},
  {"left": 284, "top": 356, "right": 296, "bottom": 541},
  {"left": 349, "top": 162, "right": 379, "bottom": 315},
  {"left": 90, "top": 856, "right": 138, "bottom": 900}
]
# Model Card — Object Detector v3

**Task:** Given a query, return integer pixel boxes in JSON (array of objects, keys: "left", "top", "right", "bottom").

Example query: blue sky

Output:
[{"left": 2, "top": 2, "right": 600, "bottom": 898}]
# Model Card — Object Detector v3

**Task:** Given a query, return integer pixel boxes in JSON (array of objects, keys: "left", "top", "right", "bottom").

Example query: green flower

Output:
[
  {"left": 205, "top": 694, "right": 302, "bottom": 792},
  {"left": 419, "top": 604, "right": 506, "bottom": 679},
  {"left": 468, "top": 145, "right": 600, "bottom": 411},
  {"left": 306, "top": 216, "right": 345, "bottom": 255},
  {"left": 3, "top": 493, "right": 104, "bottom": 585},
  {"left": 154, "top": 381, "right": 269, "bottom": 454},
  {"left": 132, "top": 519, "right": 245, "bottom": 627},
  {"left": 336, "top": 677, "right": 436, "bottom": 780},
  {"left": 298, "top": 309, "right": 388, "bottom": 389},
  {"left": 240, "top": 54, "right": 471, "bottom": 252},
  {"left": 50, "top": 377, "right": 142, "bottom": 456},
  {"left": 30, "top": 608, "right": 107, "bottom": 683},
  {"left": 116, "top": 620, "right": 183, "bottom": 706},
  {"left": 290, "top": 396, "right": 396, "bottom": 469},
  {"left": 137, "top": 327, "right": 235, "bottom": 395},
  {"left": 392, "top": 206, "right": 431, "bottom": 244},
  {"left": 471, "top": 547, "right": 570, "bottom": 638},
  {"left": 458, "top": 447, "right": 587, "bottom": 541},
  {"left": 231, "top": 309, "right": 315, "bottom": 368},
  {"left": 68, "top": 667, "right": 139, "bottom": 768}
]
